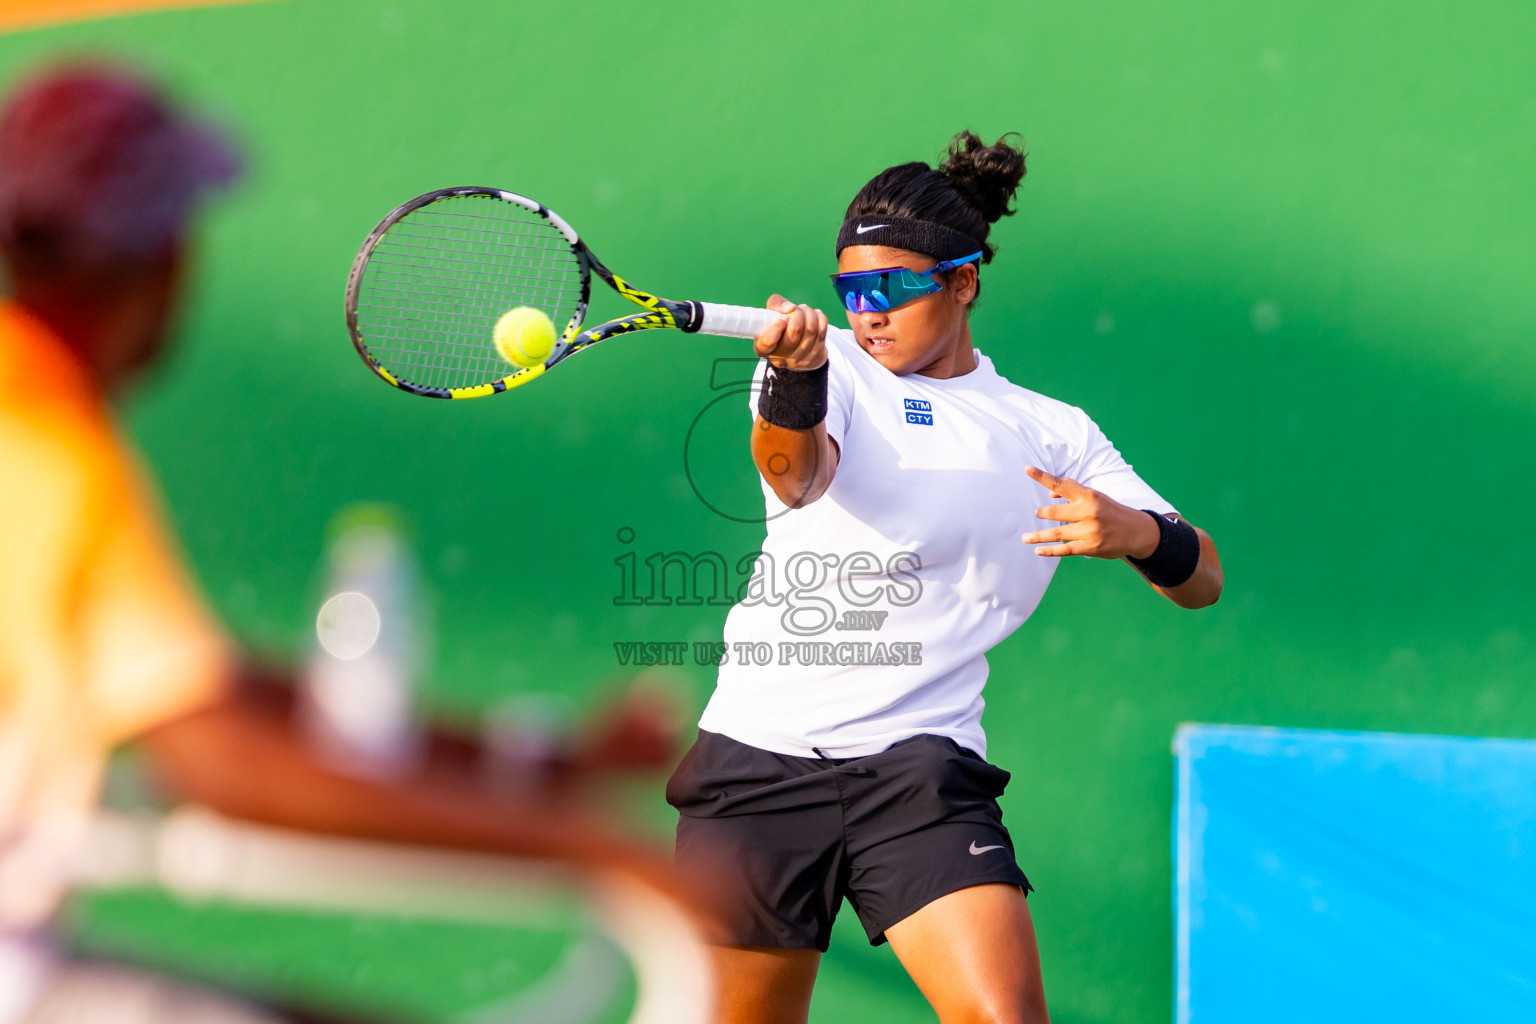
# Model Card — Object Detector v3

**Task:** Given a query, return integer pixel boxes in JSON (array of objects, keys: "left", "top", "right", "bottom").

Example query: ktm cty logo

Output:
[{"left": 903, "top": 398, "right": 933, "bottom": 425}]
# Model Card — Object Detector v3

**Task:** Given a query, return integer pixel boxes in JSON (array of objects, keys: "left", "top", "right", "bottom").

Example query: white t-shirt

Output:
[{"left": 697, "top": 326, "right": 1174, "bottom": 759}]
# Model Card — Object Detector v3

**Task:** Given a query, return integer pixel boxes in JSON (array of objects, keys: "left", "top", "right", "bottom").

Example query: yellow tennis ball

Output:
[{"left": 493, "top": 307, "right": 556, "bottom": 368}]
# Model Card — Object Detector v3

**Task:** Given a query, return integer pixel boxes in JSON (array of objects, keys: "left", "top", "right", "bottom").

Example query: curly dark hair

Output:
[{"left": 844, "top": 130, "right": 1027, "bottom": 266}]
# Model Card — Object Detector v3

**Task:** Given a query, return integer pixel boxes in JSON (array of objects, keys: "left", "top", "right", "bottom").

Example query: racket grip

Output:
[{"left": 688, "top": 302, "right": 781, "bottom": 339}]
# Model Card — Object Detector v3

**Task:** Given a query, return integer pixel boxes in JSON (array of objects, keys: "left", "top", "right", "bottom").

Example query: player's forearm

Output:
[
  {"left": 1156, "top": 527, "right": 1223, "bottom": 609},
  {"left": 143, "top": 691, "right": 720, "bottom": 926},
  {"left": 144, "top": 694, "right": 657, "bottom": 873},
  {"left": 750, "top": 417, "right": 839, "bottom": 508}
]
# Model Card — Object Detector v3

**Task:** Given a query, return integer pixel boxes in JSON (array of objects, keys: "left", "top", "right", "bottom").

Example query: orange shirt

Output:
[
  {"left": 0, "top": 1, "right": 273, "bottom": 36},
  {"left": 0, "top": 299, "right": 229, "bottom": 931}
]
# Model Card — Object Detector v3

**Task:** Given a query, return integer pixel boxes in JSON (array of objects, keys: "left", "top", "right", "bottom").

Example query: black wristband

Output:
[
  {"left": 757, "top": 359, "right": 829, "bottom": 430},
  {"left": 1126, "top": 510, "right": 1200, "bottom": 588}
]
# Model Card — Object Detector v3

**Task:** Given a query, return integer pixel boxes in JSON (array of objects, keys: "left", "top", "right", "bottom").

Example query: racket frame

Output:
[
  {"left": 345, "top": 186, "right": 714, "bottom": 400},
  {"left": 78, "top": 807, "right": 714, "bottom": 1024}
]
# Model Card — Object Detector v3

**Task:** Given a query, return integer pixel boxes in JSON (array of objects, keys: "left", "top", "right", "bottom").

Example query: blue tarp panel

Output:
[{"left": 1173, "top": 724, "right": 1536, "bottom": 1023}]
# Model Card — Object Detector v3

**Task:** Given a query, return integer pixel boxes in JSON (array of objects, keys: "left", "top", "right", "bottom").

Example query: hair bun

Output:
[{"left": 939, "top": 130, "right": 1026, "bottom": 224}]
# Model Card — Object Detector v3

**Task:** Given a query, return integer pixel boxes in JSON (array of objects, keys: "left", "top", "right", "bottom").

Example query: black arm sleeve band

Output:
[
  {"left": 757, "top": 360, "right": 829, "bottom": 430},
  {"left": 1126, "top": 510, "right": 1200, "bottom": 588}
]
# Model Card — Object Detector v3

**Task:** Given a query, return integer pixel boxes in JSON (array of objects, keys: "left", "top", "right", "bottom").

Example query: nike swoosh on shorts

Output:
[{"left": 969, "top": 841, "right": 1005, "bottom": 855}]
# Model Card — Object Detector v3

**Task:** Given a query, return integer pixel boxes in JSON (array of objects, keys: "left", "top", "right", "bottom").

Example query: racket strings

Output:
[{"left": 354, "top": 195, "right": 583, "bottom": 391}]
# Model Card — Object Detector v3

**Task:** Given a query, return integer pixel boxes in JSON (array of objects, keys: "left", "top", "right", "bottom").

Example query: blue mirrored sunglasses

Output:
[{"left": 830, "top": 251, "right": 983, "bottom": 313}]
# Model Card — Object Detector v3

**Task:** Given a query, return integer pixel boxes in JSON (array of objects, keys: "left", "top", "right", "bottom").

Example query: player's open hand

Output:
[
  {"left": 754, "top": 294, "right": 828, "bottom": 371},
  {"left": 1021, "top": 465, "right": 1162, "bottom": 560}
]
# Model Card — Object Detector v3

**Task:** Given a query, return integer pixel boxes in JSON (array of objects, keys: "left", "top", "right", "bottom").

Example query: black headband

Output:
[{"left": 835, "top": 215, "right": 983, "bottom": 262}]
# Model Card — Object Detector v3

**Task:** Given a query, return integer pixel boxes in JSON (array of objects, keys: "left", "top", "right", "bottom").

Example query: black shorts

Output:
[{"left": 666, "top": 730, "right": 1031, "bottom": 950}]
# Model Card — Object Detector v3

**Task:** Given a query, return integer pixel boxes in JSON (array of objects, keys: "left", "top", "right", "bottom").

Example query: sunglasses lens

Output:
[
  {"left": 832, "top": 266, "right": 950, "bottom": 313},
  {"left": 835, "top": 271, "right": 896, "bottom": 313}
]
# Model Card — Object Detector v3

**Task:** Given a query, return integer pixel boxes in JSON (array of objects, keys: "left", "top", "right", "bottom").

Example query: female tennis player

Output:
[{"left": 667, "top": 131, "right": 1223, "bottom": 1023}]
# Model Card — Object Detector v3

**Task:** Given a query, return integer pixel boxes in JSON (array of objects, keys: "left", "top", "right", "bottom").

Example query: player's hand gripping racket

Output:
[{"left": 345, "top": 186, "right": 780, "bottom": 399}]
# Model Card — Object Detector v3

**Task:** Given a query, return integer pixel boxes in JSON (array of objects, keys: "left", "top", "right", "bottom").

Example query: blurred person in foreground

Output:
[{"left": 0, "top": 63, "right": 710, "bottom": 1024}]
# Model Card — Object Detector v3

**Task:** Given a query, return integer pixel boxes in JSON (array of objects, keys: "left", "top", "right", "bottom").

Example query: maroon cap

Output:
[{"left": 0, "top": 62, "right": 241, "bottom": 275}]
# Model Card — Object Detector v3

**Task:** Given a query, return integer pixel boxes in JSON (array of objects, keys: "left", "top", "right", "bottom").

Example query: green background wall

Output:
[{"left": 4, "top": 1, "right": 1534, "bottom": 1020}]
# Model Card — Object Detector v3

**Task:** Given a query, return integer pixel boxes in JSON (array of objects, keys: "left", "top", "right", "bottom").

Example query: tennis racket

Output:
[
  {"left": 344, "top": 186, "right": 780, "bottom": 399},
  {"left": 79, "top": 807, "right": 713, "bottom": 1024}
]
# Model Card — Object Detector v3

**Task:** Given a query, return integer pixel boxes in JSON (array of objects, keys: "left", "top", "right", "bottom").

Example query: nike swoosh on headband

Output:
[
  {"left": 855, "top": 223, "right": 888, "bottom": 234},
  {"left": 969, "top": 841, "right": 1006, "bottom": 855}
]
